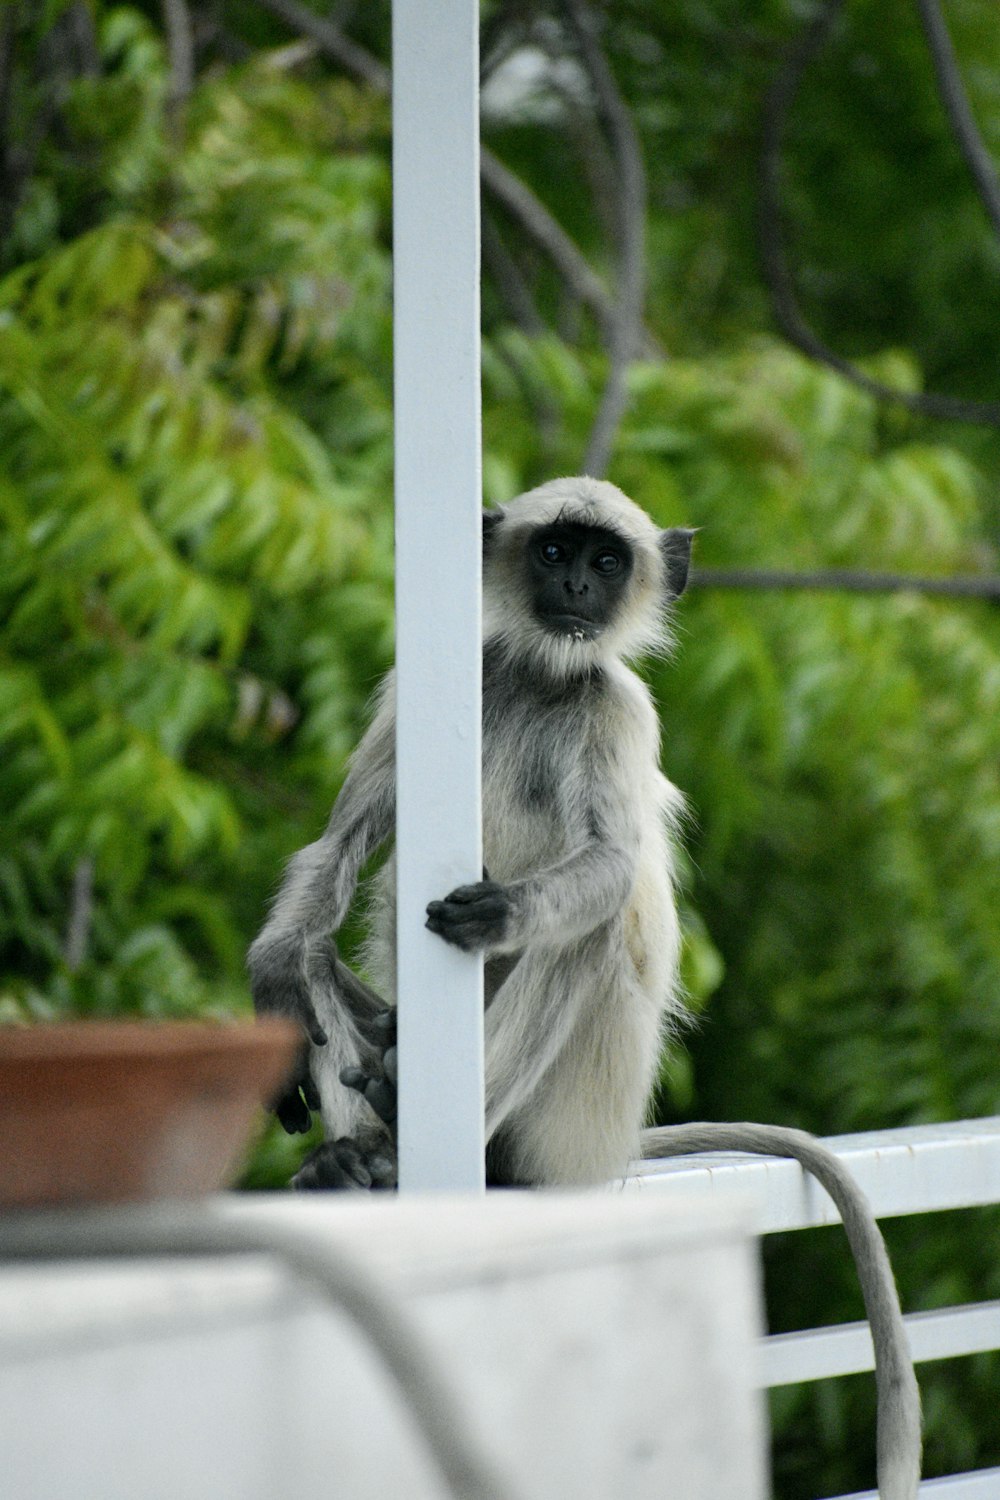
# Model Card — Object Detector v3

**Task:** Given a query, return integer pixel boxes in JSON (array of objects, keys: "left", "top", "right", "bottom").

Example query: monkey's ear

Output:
[
  {"left": 660, "top": 527, "right": 696, "bottom": 598},
  {"left": 482, "top": 507, "right": 505, "bottom": 551}
]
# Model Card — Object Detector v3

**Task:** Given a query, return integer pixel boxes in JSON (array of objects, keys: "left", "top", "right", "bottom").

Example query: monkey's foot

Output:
[
  {"left": 292, "top": 1134, "right": 397, "bottom": 1192},
  {"left": 292, "top": 1011, "right": 398, "bottom": 1193},
  {"left": 340, "top": 1008, "right": 398, "bottom": 1142}
]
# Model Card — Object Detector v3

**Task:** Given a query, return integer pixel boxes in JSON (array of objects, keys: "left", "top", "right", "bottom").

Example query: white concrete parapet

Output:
[{"left": 0, "top": 1192, "right": 766, "bottom": 1500}]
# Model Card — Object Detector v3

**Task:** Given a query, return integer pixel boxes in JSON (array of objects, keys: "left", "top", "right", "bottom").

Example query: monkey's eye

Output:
[
  {"left": 592, "top": 550, "right": 622, "bottom": 576},
  {"left": 538, "top": 540, "right": 566, "bottom": 566}
]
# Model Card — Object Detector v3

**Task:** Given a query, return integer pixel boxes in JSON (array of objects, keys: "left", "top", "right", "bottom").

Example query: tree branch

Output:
[
  {"left": 479, "top": 146, "right": 625, "bottom": 347},
  {"left": 251, "top": 0, "right": 657, "bottom": 354},
  {"left": 481, "top": 210, "right": 545, "bottom": 335},
  {"left": 64, "top": 857, "right": 95, "bottom": 972},
  {"left": 758, "top": 0, "right": 1000, "bottom": 426},
  {"left": 690, "top": 566, "right": 1000, "bottom": 601},
  {"left": 162, "top": 0, "right": 195, "bottom": 134},
  {"left": 68, "top": 3, "right": 100, "bottom": 79},
  {"left": 561, "top": 0, "right": 648, "bottom": 478},
  {"left": 255, "top": 0, "right": 390, "bottom": 91},
  {"left": 914, "top": 0, "right": 1000, "bottom": 240}
]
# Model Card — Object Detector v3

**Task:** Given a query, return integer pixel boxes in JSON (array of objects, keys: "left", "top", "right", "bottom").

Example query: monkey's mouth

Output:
[{"left": 547, "top": 614, "right": 600, "bottom": 642}]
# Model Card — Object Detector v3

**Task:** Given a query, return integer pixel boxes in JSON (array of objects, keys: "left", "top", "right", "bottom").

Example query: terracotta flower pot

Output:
[{"left": 0, "top": 1019, "right": 299, "bottom": 1208}]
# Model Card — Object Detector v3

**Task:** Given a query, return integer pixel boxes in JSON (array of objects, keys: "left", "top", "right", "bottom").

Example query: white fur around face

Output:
[{"left": 482, "top": 476, "right": 675, "bottom": 681}]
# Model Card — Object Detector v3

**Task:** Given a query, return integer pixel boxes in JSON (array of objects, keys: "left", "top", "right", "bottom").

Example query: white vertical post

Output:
[{"left": 392, "top": 0, "right": 484, "bottom": 1191}]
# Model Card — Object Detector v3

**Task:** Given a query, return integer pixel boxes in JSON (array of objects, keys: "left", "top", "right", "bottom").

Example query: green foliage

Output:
[
  {"left": 609, "top": 347, "right": 1000, "bottom": 1135},
  {"left": 622, "top": 348, "right": 1000, "bottom": 1492},
  {"left": 0, "top": 32, "right": 396, "bottom": 1032},
  {"left": 603, "top": 0, "right": 1000, "bottom": 406}
]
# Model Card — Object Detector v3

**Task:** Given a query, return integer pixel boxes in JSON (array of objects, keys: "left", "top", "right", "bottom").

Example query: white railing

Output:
[
  {"left": 392, "top": 0, "right": 485, "bottom": 1192},
  {"left": 631, "top": 1116, "right": 1000, "bottom": 1500}
]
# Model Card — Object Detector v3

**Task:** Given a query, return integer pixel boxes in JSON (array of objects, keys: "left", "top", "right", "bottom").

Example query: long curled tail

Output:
[{"left": 641, "top": 1122, "right": 921, "bottom": 1500}]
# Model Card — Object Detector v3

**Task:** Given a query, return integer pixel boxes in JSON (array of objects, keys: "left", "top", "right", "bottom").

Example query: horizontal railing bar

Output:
[
  {"left": 630, "top": 1117, "right": 1000, "bottom": 1231},
  {"left": 761, "top": 1299, "right": 1000, "bottom": 1387},
  {"left": 830, "top": 1465, "right": 1000, "bottom": 1500}
]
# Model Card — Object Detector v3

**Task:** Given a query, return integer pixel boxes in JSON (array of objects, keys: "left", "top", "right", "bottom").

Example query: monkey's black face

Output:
[{"left": 526, "top": 522, "right": 634, "bottom": 641}]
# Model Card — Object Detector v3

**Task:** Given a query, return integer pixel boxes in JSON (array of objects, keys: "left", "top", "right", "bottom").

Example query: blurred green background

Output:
[{"left": 2, "top": 2, "right": 1000, "bottom": 1492}]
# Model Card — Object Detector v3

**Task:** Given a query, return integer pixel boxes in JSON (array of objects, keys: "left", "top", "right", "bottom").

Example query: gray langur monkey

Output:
[
  {"left": 248, "top": 473, "right": 922, "bottom": 1497},
  {"left": 248, "top": 475, "right": 694, "bottom": 1190}
]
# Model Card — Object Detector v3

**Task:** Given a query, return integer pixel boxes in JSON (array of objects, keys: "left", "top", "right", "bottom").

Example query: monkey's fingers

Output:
[
  {"left": 351, "top": 1003, "right": 396, "bottom": 1051},
  {"left": 365, "top": 1078, "right": 397, "bottom": 1126},
  {"left": 293, "top": 1138, "right": 373, "bottom": 1191},
  {"left": 281, "top": 976, "right": 329, "bottom": 1048},
  {"left": 372, "top": 1008, "right": 397, "bottom": 1046},
  {"left": 271, "top": 1044, "right": 320, "bottom": 1134},
  {"left": 426, "top": 882, "right": 511, "bottom": 950},
  {"left": 304, "top": 1013, "right": 328, "bottom": 1048},
  {"left": 366, "top": 1149, "right": 397, "bottom": 1190},
  {"left": 341, "top": 1065, "right": 397, "bottom": 1129},
  {"left": 434, "top": 879, "right": 505, "bottom": 905},
  {"left": 274, "top": 1087, "right": 312, "bottom": 1135},
  {"left": 425, "top": 910, "right": 486, "bottom": 950},
  {"left": 301, "top": 1067, "right": 321, "bottom": 1113},
  {"left": 293, "top": 1131, "right": 398, "bottom": 1192}
]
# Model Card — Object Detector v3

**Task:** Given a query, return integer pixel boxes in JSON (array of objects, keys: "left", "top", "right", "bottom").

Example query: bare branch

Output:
[
  {"left": 67, "top": 3, "right": 100, "bottom": 80},
  {"left": 561, "top": 0, "right": 648, "bottom": 478},
  {"left": 162, "top": 0, "right": 195, "bottom": 135},
  {"left": 479, "top": 146, "right": 628, "bottom": 345},
  {"left": 758, "top": 0, "right": 1000, "bottom": 426},
  {"left": 915, "top": 0, "right": 1000, "bottom": 239},
  {"left": 64, "top": 857, "right": 95, "bottom": 972},
  {"left": 255, "top": 0, "right": 390, "bottom": 92},
  {"left": 251, "top": 0, "right": 658, "bottom": 354},
  {"left": 481, "top": 210, "right": 545, "bottom": 335},
  {"left": 691, "top": 566, "right": 1000, "bottom": 601},
  {"left": 0, "top": 5, "right": 17, "bottom": 233}
]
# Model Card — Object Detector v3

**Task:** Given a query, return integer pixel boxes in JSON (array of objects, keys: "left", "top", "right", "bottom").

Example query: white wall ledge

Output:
[{"left": 0, "top": 1192, "right": 767, "bottom": 1500}]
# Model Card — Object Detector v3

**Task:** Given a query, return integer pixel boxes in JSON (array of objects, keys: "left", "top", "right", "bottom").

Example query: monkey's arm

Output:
[
  {"left": 642, "top": 1123, "right": 922, "bottom": 1500},
  {"left": 247, "top": 685, "right": 396, "bottom": 1129},
  {"left": 426, "top": 783, "right": 638, "bottom": 955}
]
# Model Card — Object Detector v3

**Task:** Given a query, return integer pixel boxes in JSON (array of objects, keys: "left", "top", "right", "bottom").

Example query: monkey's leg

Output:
[
  {"left": 484, "top": 927, "right": 662, "bottom": 1187},
  {"left": 333, "top": 916, "right": 510, "bottom": 1125},
  {"left": 482, "top": 937, "right": 607, "bottom": 1148},
  {"left": 267, "top": 940, "right": 387, "bottom": 1137},
  {"left": 294, "top": 956, "right": 399, "bottom": 1192},
  {"left": 341, "top": 1008, "right": 398, "bottom": 1140}
]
